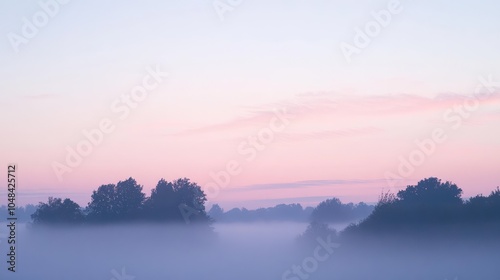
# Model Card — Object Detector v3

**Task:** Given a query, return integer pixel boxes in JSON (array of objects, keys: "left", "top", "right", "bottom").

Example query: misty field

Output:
[{"left": 1, "top": 221, "right": 499, "bottom": 280}]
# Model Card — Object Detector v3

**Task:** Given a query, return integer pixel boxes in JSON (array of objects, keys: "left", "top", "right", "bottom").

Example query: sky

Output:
[{"left": 0, "top": 0, "right": 499, "bottom": 209}]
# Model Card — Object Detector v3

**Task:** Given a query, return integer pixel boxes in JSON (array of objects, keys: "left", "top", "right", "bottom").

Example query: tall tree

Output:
[
  {"left": 353, "top": 177, "right": 465, "bottom": 231},
  {"left": 87, "top": 178, "right": 145, "bottom": 222},
  {"left": 115, "top": 177, "right": 145, "bottom": 220},
  {"left": 397, "top": 177, "right": 463, "bottom": 205},
  {"left": 87, "top": 184, "right": 117, "bottom": 222},
  {"left": 145, "top": 179, "right": 177, "bottom": 220},
  {"left": 144, "top": 178, "right": 210, "bottom": 223},
  {"left": 31, "top": 197, "right": 84, "bottom": 224},
  {"left": 208, "top": 204, "right": 224, "bottom": 221}
]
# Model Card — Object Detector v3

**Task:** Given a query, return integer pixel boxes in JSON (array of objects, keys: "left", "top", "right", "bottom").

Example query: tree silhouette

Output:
[
  {"left": 115, "top": 177, "right": 145, "bottom": 220},
  {"left": 87, "top": 178, "right": 145, "bottom": 222},
  {"left": 144, "top": 178, "right": 210, "bottom": 223},
  {"left": 396, "top": 177, "right": 463, "bottom": 224},
  {"left": 86, "top": 184, "right": 116, "bottom": 222},
  {"left": 144, "top": 179, "right": 177, "bottom": 221},
  {"left": 465, "top": 187, "right": 500, "bottom": 222},
  {"left": 172, "top": 178, "right": 207, "bottom": 212},
  {"left": 211, "top": 204, "right": 315, "bottom": 222},
  {"left": 31, "top": 197, "right": 84, "bottom": 225},
  {"left": 207, "top": 204, "right": 224, "bottom": 221},
  {"left": 350, "top": 178, "right": 467, "bottom": 232},
  {"left": 311, "top": 198, "right": 374, "bottom": 223},
  {"left": 397, "top": 177, "right": 462, "bottom": 205},
  {"left": 28, "top": 177, "right": 214, "bottom": 226}
]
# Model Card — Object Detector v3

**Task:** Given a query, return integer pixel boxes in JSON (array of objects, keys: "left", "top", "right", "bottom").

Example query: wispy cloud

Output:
[
  {"left": 229, "top": 179, "right": 386, "bottom": 192},
  {"left": 167, "top": 92, "right": 500, "bottom": 138},
  {"left": 268, "top": 127, "right": 383, "bottom": 142},
  {"left": 166, "top": 95, "right": 336, "bottom": 137}
]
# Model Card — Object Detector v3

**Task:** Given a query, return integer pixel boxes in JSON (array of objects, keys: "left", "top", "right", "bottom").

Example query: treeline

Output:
[
  {"left": 310, "top": 198, "right": 373, "bottom": 223},
  {"left": 294, "top": 177, "right": 500, "bottom": 280},
  {"left": 343, "top": 177, "right": 500, "bottom": 238},
  {"left": 31, "top": 177, "right": 375, "bottom": 225},
  {"left": 31, "top": 177, "right": 211, "bottom": 225},
  {"left": 208, "top": 200, "right": 373, "bottom": 223},
  {"left": 208, "top": 203, "right": 314, "bottom": 222},
  {"left": 34, "top": 176, "right": 497, "bottom": 232},
  {"left": 295, "top": 177, "right": 500, "bottom": 250}
]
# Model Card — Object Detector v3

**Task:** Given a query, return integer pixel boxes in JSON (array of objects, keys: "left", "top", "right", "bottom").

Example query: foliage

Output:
[
  {"left": 144, "top": 178, "right": 210, "bottom": 223},
  {"left": 210, "top": 203, "right": 314, "bottom": 222},
  {"left": 207, "top": 204, "right": 224, "bottom": 220},
  {"left": 86, "top": 178, "right": 146, "bottom": 222},
  {"left": 31, "top": 197, "right": 84, "bottom": 225},
  {"left": 32, "top": 177, "right": 210, "bottom": 226},
  {"left": 350, "top": 178, "right": 500, "bottom": 234},
  {"left": 311, "top": 198, "right": 374, "bottom": 223}
]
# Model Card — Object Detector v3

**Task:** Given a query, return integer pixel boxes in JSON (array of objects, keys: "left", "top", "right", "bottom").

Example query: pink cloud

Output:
[{"left": 167, "top": 92, "right": 500, "bottom": 138}]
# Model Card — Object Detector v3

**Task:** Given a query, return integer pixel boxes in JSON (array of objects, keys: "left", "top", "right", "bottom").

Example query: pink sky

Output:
[
  {"left": 2, "top": 90, "right": 499, "bottom": 209},
  {"left": 1, "top": 1, "right": 500, "bottom": 209}
]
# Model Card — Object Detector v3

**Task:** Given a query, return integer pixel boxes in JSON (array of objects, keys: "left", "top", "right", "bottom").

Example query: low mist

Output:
[
  {"left": 3, "top": 178, "right": 500, "bottom": 279},
  {"left": 2, "top": 221, "right": 499, "bottom": 280},
  {"left": 0, "top": 222, "right": 309, "bottom": 280}
]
